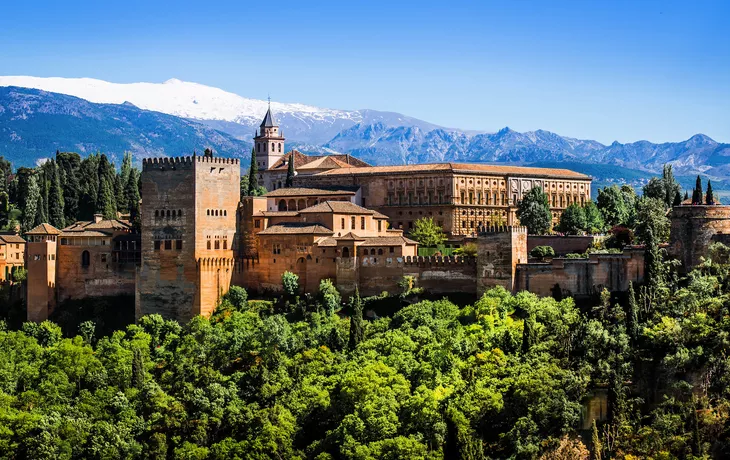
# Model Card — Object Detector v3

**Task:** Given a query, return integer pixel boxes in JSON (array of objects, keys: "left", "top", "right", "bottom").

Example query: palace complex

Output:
[{"left": 15, "top": 108, "right": 730, "bottom": 323}]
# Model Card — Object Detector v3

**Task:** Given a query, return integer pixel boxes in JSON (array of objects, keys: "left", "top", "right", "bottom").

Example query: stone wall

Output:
[
  {"left": 515, "top": 249, "right": 645, "bottom": 298},
  {"left": 669, "top": 205, "right": 730, "bottom": 272},
  {"left": 26, "top": 238, "right": 57, "bottom": 322},
  {"left": 527, "top": 235, "right": 601, "bottom": 256},
  {"left": 56, "top": 243, "right": 136, "bottom": 303},
  {"left": 476, "top": 226, "right": 528, "bottom": 295}
]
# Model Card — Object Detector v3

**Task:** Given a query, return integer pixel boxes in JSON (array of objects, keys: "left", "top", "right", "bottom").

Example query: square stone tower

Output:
[
  {"left": 25, "top": 224, "right": 60, "bottom": 322},
  {"left": 137, "top": 154, "right": 240, "bottom": 322},
  {"left": 476, "top": 225, "right": 528, "bottom": 295}
]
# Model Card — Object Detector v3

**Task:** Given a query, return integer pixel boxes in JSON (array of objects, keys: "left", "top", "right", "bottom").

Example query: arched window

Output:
[
  {"left": 278, "top": 144, "right": 282, "bottom": 152},
  {"left": 81, "top": 250, "right": 90, "bottom": 267},
  {"left": 207, "top": 209, "right": 210, "bottom": 216},
  {"left": 224, "top": 210, "right": 227, "bottom": 216},
  {"left": 342, "top": 247, "right": 350, "bottom": 258},
  {"left": 370, "top": 249, "right": 376, "bottom": 255},
  {"left": 155, "top": 210, "right": 159, "bottom": 218},
  {"left": 166, "top": 210, "right": 170, "bottom": 218},
  {"left": 362, "top": 249, "right": 368, "bottom": 256},
  {"left": 257, "top": 143, "right": 260, "bottom": 153},
  {"left": 378, "top": 248, "right": 383, "bottom": 255},
  {"left": 215, "top": 210, "right": 219, "bottom": 216},
  {"left": 351, "top": 216, "right": 356, "bottom": 229},
  {"left": 278, "top": 200, "right": 287, "bottom": 211},
  {"left": 178, "top": 210, "right": 182, "bottom": 217}
]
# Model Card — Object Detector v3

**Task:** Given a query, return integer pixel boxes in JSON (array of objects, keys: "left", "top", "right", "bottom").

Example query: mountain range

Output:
[{"left": 0, "top": 76, "right": 728, "bottom": 194}]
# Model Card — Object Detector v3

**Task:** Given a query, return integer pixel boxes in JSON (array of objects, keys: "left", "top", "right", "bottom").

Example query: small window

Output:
[
  {"left": 155, "top": 210, "right": 159, "bottom": 218},
  {"left": 207, "top": 240, "right": 211, "bottom": 250},
  {"left": 166, "top": 210, "right": 171, "bottom": 218},
  {"left": 378, "top": 248, "right": 383, "bottom": 255},
  {"left": 100, "top": 254, "right": 107, "bottom": 263},
  {"left": 389, "top": 247, "right": 394, "bottom": 254},
  {"left": 164, "top": 240, "right": 172, "bottom": 250},
  {"left": 207, "top": 209, "right": 210, "bottom": 216},
  {"left": 224, "top": 210, "right": 227, "bottom": 216},
  {"left": 176, "top": 240, "right": 183, "bottom": 250},
  {"left": 223, "top": 239, "right": 228, "bottom": 250},
  {"left": 361, "top": 217, "right": 365, "bottom": 230},
  {"left": 154, "top": 240, "right": 161, "bottom": 250},
  {"left": 214, "top": 240, "right": 220, "bottom": 250},
  {"left": 341, "top": 218, "right": 345, "bottom": 229},
  {"left": 178, "top": 210, "right": 182, "bottom": 217},
  {"left": 81, "top": 250, "right": 90, "bottom": 267},
  {"left": 255, "top": 219, "right": 261, "bottom": 229},
  {"left": 351, "top": 216, "right": 356, "bottom": 229}
]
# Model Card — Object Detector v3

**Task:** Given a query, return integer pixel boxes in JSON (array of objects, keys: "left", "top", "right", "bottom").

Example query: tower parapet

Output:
[
  {"left": 476, "top": 225, "right": 528, "bottom": 295},
  {"left": 669, "top": 204, "right": 730, "bottom": 272}
]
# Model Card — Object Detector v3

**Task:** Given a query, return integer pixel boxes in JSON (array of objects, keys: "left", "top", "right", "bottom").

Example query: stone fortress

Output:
[{"left": 19, "top": 107, "right": 730, "bottom": 322}]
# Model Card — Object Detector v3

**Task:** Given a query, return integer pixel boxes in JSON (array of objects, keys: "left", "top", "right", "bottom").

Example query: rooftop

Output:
[
  {"left": 313, "top": 162, "right": 591, "bottom": 179},
  {"left": 268, "top": 150, "right": 371, "bottom": 171},
  {"left": 60, "top": 218, "right": 132, "bottom": 237},
  {"left": 0, "top": 234, "right": 25, "bottom": 244},
  {"left": 299, "top": 201, "right": 387, "bottom": 216},
  {"left": 258, "top": 223, "right": 333, "bottom": 235},
  {"left": 264, "top": 186, "right": 358, "bottom": 198},
  {"left": 26, "top": 223, "right": 61, "bottom": 235}
]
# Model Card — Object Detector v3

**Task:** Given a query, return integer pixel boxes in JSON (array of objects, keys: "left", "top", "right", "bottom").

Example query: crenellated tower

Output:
[
  {"left": 476, "top": 225, "right": 528, "bottom": 295},
  {"left": 137, "top": 154, "right": 240, "bottom": 322},
  {"left": 253, "top": 103, "right": 285, "bottom": 172}
]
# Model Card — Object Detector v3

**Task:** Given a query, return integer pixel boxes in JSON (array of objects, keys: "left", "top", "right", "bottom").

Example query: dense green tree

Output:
[
  {"left": 48, "top": 161, "right": 65, "bottom": 229},
  {"left": 0, "top": 156, "right": 11, "bottom": 194},
  {"left": 516, "top": 186, "right": 552, "bottom": 235},
  {"left": 556, "top": 203, "right": 586, "bottom": 235},
  {"left": 319, "top": 279, "right": 341, "bottom": 314},
  {"left": 410, "top": 217, "right": 446, "bottom": 246},
  {"left": 0, "top": 192, "right": 9, "bottom": 229},
  {"left": 597, "top": 185, "right": 629, "bottom": 227},
  {"left": 625, "top": 281, "right": 639, "bottom": 342},
  {"left": 530, "top": 245, "right": 555, "bottom": 261},
  {"left": 21, "top": 176, "right": 40, "bottom": 232},
  {"left": 583, "top": 200, "right": 605, "bottom": 233},
  {"left": 281, "top": 270, "right": 299, "bottom": 297},
  {"left": 56, "top": 152, "right": 81, "bottom": 223},
  {"left": 348, "top": 287, "right": 364, "bottom": 350},
  {"left": 285, "top": 155, "right": 295, "bottom": 187},
  {"left": 125, "top": 169, "right": 141, "bottom": 231},
  {"left": 590, "top": 420, "right": 601, "bottom": 460},
  {"left": 634, "top": 197, "right": 670, "bottom": 244}
]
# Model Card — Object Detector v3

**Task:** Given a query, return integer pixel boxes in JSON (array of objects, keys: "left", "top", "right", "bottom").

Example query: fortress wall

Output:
[{"left": 527, "top": 235, "right": 601, "bottom": 256}]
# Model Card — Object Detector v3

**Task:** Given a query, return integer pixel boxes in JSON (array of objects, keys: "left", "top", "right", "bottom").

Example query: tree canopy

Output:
[
  {"left": 410, "top": 217, "right": 446, "bottom": 247},
  {"left": 516, "top": 186, "right": 552, "bottom": 235}
]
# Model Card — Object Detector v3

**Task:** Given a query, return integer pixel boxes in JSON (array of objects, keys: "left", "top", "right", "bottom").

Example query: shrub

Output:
[{"left": 530, "top": 246, "right": 555, "bottom": 261}]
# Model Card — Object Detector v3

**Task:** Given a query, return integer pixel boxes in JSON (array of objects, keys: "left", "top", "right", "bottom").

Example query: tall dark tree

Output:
[
  {"left": 247, "top": 148, "right": 259, "bottom": 196},
  {"left": 132, "top": 347, "right": 145, "bottom": 389},
  {"left": 625, "top": 281, "right": 639, "bottom": 342},
  {"left": 692, "top": 175, "right": 703, "bottom": 205},
  {"left": 21, "top": 175, "right": 40, "bottom": 233},
  {"left": 56, "top": 152, "right": 81, "bottom": 224},
  {"left": 125, "top": 169, "right": 141, "bottom": 231},
  {"left": 96, "top": 155, "right": 117, "bottom": 219},
  {"left": 0, "top": 156, "right": 11, "bottom": 194},
  {"left": 0, "top": 192, "right": 9, "bottom": 229},
  {"left": 521, "top": 315, "right": 535, "bottom": 355},
  {"left": 706, "top": 180, "right": 714, "bottom": 205},
  {"left": 348, "top": 287, "right": 364, "bottom": 351},
  {"left": 684, "top": 190, "right": 689, "bottom": 201},
  {"left": 78, "top": 154, "right": 100, "bottom": 220},
  {"left": 48, "top": 161, "right": 65, "bottom": 229},
  {"left": 643, "top": 226, "right": 663, "bottom": 288},
  {"left": 285, "top": 154, "right": 295, "bottom": 187},
  {"left": 673, "top": 190, "right": 681, "bottom": 207},
  {"left": 662, "top": 164, "right": 681, "bottom": 207}
]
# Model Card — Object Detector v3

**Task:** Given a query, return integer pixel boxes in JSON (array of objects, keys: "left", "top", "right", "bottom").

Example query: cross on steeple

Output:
[{"left": 267, "top": 94, "right": 271, "bottom": 108}]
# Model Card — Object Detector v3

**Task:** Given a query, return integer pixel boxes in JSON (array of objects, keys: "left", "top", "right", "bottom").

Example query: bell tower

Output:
[{"left": 253, "top": 100, "right": 285, "bottom": 171}]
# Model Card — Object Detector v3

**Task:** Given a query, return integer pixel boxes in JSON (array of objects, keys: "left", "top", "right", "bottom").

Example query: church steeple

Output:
[{"left": 253, "top": 100, "right": 285, "bottom": 171}]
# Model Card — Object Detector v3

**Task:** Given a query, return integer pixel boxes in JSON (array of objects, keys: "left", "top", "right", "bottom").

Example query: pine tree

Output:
[
  {"left": 125, "top": 169, "right": 141, "bottom": 232},
  {"left": 285, "top": 154, "right": 295, "bottom": 187},
  {"left": 48, "top": 161, "right": 65, "bottom": 229},
  {"left": 348, "top": 287, "right": 364, "bottom": 351},
  {"left": 590, "top": 420, "right": 602, "bottom": 460},
  {"left": 247, "top": 148, "right": 259, "bottom": 196},
  {"left": 21, "top": 175, "right": 40, "bottom": 233},
  {"left": 706, "top": 179, "right": 714, "bottom": 205}
]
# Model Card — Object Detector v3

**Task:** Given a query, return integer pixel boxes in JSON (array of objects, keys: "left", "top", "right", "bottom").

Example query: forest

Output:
[{"left": 2, "top": 239, "right": 730, "bottom": 459}]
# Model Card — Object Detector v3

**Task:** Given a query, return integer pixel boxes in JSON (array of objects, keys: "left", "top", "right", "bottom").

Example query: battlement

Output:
[
  {"left": 358, "top": 255, "right": 476, "bottom": 267},
  {"left": 478, "top": 225, "right": 528, "bottom": 234},
  {"left": 142, "top": 155, "right": 240, "bottom": 171}
]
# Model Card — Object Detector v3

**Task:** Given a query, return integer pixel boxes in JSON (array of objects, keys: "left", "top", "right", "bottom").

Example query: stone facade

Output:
[
  {"left": 476, "top": 226, "right": 528, "bottom": 295},
  {"left": 0, "top": 234, "right": 26, "bottom": 281},
  {"left": 137, "top": 155, "right": 240, "bottom": 322},
  {"left": 669, "top": 205, "right": 730, "bottom": 272}
]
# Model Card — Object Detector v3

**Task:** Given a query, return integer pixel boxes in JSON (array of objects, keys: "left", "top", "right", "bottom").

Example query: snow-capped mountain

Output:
[
  {"left": 1, "top": 76, "right": 729, "bottom": 185},
  {"left": 0, "top": 76, "right": 445, "bottom": 144}
]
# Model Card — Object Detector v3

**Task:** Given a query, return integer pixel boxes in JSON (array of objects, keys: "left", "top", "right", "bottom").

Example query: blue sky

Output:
[{"left": 1, "top": 0, "right": 728, "bottom": 144}]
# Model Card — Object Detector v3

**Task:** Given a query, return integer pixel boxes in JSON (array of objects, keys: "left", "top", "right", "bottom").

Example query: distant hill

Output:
[{"left": 0, "top": 86, "right": 251, "bottom": 166}]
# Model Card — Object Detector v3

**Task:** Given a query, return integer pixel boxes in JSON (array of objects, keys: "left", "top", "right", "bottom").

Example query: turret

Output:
[{"left": 253, "top": 103, "right": 285, "bottom": 171}]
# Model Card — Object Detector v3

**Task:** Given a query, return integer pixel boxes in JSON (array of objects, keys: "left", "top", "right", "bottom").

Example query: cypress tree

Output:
[
  {"left": 348, "top": 287, "right": 364, "bottom": 351},
  {"left": 34, "top": 184, "right": 46, "bottom": 226},
  {"left": 57, "top": 152, "right": 81, "bottom": 224},
  {"left": 693, "top": 175, "right": 703, "bottom": 204},
  {"left": 285, "top": 154, "right": 295, "bottom": 187},
  {"left": 96, "top": 155, "right": 117, "bottom": 219},
  {"left": 125, "top": 169, "right": 141, "bottom": 232},
  {"left": 625, "top": 281, "right": 639, "bottom": 342},
  {"left": 0, "top": 192, "right": 9, "bottom": 229},
  {"left": 22, "top": 175, "right": 40, "bottom": 233},
  {"left": 48, "top": 161, "right": 65, "bottom": 229},
  {"left": 673, "top": 190, "right": 681, "bottom": 207},
  {"left": 706, "top": 180, "right": 714, "bottom": 205},
  {"left": 521, "top": 315, "right": 534, "bottom": 355},
  {"left": 132, "top": 347, "right": 145, "bottom": 389},
  {"left": 591, "top": 420, "right": 602, "bottom": 460},
  {"left": 247, "top": 148, "right": 259, "bottom": 196}
]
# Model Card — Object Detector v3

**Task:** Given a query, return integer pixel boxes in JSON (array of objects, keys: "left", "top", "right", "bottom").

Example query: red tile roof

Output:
[
  {"left": 26, "top": 223, "right": 61, "bottom": 235},
  {"left": 313, "top": 162, "right": 591, "bottom": 179}
]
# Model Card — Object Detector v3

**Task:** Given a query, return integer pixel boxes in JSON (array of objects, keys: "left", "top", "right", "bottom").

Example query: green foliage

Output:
[
  {"left": 0, "top": 191, "right": 9, "bottom": 229},
  {"left": 21, "top": 174, "right": 40, "bottom": 233},
  {"left": 453, "top": 242, "right": 477, "bottom": 257},
  {"left": 247, "top": 147, "right": 259, "bottom": 196},
  {"left": 530, "top": 245, "right": 555, "bottom": 261},
  {"left": 642, "top": 164, "right": 681, "bottom": 208},
  {"left": 706, "top": 179, "right": 715, "bottom": 205},
  {"left": 596, "top": 185, "right": 629, "bottom": 227},
  {"left": 516, "top": 186, "right": 552, "bottom": 235},
  {"left": 48, "top": 160, "right": 65, "bottom": 228},
  {"left": 634, "top": 197, "right": 670, "bottom": 244},
  {"left": 556, "top": 203, "right": 586, "bottom": 235},
  {"left": 348, "top": 287, "right": 364, "bottom": 350},
  {"left": 319, "top": 279, "right": 341, "bottom": 314},
  {"left": 222, "top": 285, "right": 248, "bottom": 311},
  {"left": 281, "top": 270, "right": 299, "bottom": 297},
  {"left": 410, "top": 217, "right": 446, "bottom": 247},
  {"left": 583, "top": 200, "right": 604, "bottom": 233}
]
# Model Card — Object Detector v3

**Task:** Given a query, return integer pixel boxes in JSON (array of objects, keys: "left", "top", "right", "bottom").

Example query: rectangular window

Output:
[
  {"left": 223, "top": 239, "right": 228, "bottom": 250},
  {"left": 378, "top": 221, "right": 382, "bottom": 232},
  {"left": 154, "top": 240, "right": 161, "bottom": 250},
  {"left": 351, "top": 216, "right": 356, "bottom": 229},
  {"left": 254, "top": 219, "right": 261, "bottom": 228},
  {"left": 341, "top": 218, "right": 345, "bottom": 229},
  {"left": 390, "top": 247, "right": 394, "bottom": 254},
  {"left": 101, "top": 254, "right": 107, "bottom": 263},
  {"left": 214, "top": 240, "right": 220, "bottom": 250},
  {"left": 176, "top": 240, "right": 183, "bottom": 250},
  {"left": 361, "top": 217, "right": 365, "bottom": 230},
  {"left": 164, "top": 240, "right": 172, "bottom": 250}
]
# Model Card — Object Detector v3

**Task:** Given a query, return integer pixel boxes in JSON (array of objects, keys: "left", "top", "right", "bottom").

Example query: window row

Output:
[
  {"left": 31, "top": 254, "right": 56, "bottom": 261},
  {"left": 155, "top": 209, "right": 183, "bottom": 219},
  {"left": 61, "top": 237, "right": 110, "bottom": 246},
  {"left": 206, "top": 237, "right": 228, "bottom": 250},
  {"left": 361, "top": 247, "right": 395, "bottom": 256},
  {"left": 340, "top": 216, "right": 368, "bottom": 230},
  {"left": 256, "top": 142, "right": 282, "bottom": 153},
  {"left": 154, "top": 240, "right": 183, "bottom": 251},
  {"left": 388, "top": 192, "right": 449, "bottom": 206},
  {"left": 206, "top": 209, "right": 228, "bottom": 217}
]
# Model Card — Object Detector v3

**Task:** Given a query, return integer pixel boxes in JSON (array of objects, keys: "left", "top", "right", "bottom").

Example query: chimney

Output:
[{"left": 93, "top": 214, "right": 103, "bottom": 224}]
